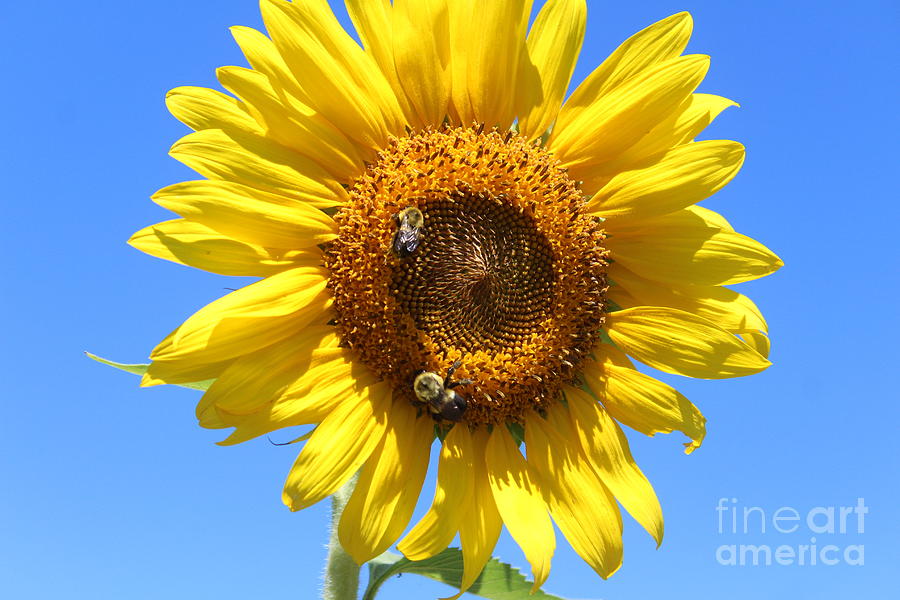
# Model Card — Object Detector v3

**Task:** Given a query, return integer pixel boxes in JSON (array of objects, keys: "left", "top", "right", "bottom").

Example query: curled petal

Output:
[
  {"left": 605, "top": 307, "right": 771, "bottom": 379},
  {"left": 583, "top": 347, "right": 707, "bottom": 453},
  {"left": 609, "top": 263, "right": 767, "bottom": 333}
]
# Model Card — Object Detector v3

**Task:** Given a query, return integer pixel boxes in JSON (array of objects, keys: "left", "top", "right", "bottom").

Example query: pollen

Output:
[{"left": 324, "top": 125, "right": 609, "bottom": 425}]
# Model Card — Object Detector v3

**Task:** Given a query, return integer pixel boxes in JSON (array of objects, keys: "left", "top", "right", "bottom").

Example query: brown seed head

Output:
[{"left": 324, "top": 125, "right": 609, "bottom": 425}]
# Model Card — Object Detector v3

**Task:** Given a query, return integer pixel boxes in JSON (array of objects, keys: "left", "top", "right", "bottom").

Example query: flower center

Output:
[
  {"left": 392, "top": 193, "right": 556, "bottom": 353},
  {"left": 325, "top": 125, "right": 609, "bottom": 426}
]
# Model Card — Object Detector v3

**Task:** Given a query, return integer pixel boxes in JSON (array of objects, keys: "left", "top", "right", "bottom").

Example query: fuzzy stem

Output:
[{"left": 322, "top": 473, "right": 360, "bottom": 600}]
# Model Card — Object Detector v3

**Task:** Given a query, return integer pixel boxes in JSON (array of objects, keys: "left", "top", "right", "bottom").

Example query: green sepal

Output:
[
  {"left": 434, "top": 423, "right": 447, "bottom": 442},
  {"left": 506, "top": 422, "right": 525, "bottom": 446},
  {"left": 363, "top": 548, "right": 569, "bottom": 600},
  {"left": 85, "top": 352, "right": 214, "bottom": 391}
]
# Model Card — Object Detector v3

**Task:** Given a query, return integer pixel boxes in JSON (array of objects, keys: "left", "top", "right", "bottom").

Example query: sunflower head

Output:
[
  {"left": 326, "top": 124, "right": 609, "bottom": 426},
  {"left": 131, "top": 1, "right": 781, "bottom": 593}
]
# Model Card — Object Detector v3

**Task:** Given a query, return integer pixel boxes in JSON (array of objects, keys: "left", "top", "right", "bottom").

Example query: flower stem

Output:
[{"left": 322, "top": 473, "right": 360, "bottom": 600}]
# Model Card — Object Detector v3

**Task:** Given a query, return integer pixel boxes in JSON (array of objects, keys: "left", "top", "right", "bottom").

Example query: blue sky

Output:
[{"left": 1, "top": 1, "right": 897, "bottom": 598}]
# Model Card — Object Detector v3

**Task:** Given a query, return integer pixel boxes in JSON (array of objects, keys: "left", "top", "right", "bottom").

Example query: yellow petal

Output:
[
  {"left": 230, "top": 25, "right": 310, "bottom": 106},
  {"left": 344, "top": 0, "right": 417, "bottom": 124},
  {"left": 451, "top": 0, "right": 532, "bottom": 128},
  {"left": 556, "top": 12, "right": 692, "bottom": 132},
  {"left": 525, "top": 411, "right": 623, "bottom": 579},
  {"left": 352, "top": 0, "right": 454, "bottom": 134},
  {"left": 216, "top": 66, "right": 365, "bottom": 180},
  {"left": 398, "top": 425, "right": 475, "bottom": 560},
  {"left": 260, "top": 0, "right": 405, "bottom": 150},
  {"left": 391, "top": 0, "right": 452, "bottom": 127},
  {"left": 218, "top": 347, "right": 377, "bottom": 445},
  {"left": 691, "top": 205, "right": 734, "bottom": 231},
  {"left": 563, "top": 387, "right": 664, "bottom": 545},
  {"left": 165, "top": 86, "right": 260, "bottom": 134},
  {"left": 197, "top": 326, "right": 337, "bottom": 418},
  {"left": 605, "top": 207, "right": 783, "bottom": 286},
  {"left": 344, "top": 0, "right": 394, "bottom": 81},
  {"left": 447, "top": 0, "right": 474, "bottom": 124},
  {"left": 128, "top": 218, "right": 313, "bottom": 276},
  {"left": 231, "top": 24, "right": 371, "bottom": 164},
  {"left": 169, "top": 128, "right": 347, "bottom": 209},
  {"left": 582, "top": 347, "right": 706, "bottom": 453},
  {"left": 282, "top": 382, "right": 392, "bottom": 511},
  {"left": 580, "top": 94, "right": 739, "bottom": 195},
  {"left": 339, "top": 402, "right": 433, "bottom": 564},
  {"left": 606, "top": 306, "right": 771, "bottom": 379},
  {"left": 149, "top": 265, "right": 331, "bottom": 365},
  {"left": 609, "top": 263, "right": 768, "bottom": 333},
  {"left": 152, "top": 180, "right": 337, "bottom": 249},
  {"left": 517, "top": 0, "right": 586, "bottom": 140},
  {"left": 142, "top": 334, "right": 234, "bottom": 388},
  {"left": 737, "top": 329, "right": 771, "bottom": 359},
  {"left": 456, "top": 428, "right": 502, "bottom": 596},
  {"left": 485, "top": 427, "right": 555, "bottom": 591},
  {"left": 600, "top": 94, "right": 738, "bottom": 177},
  {"left": 196, "top": 402, "right": 230, "bottom": 429},
  {"left": 552, "top": 54, "right": 709, "bottom": 171},
  {"left": 587, "top": 140, "right": 745, "bottom": 221}
]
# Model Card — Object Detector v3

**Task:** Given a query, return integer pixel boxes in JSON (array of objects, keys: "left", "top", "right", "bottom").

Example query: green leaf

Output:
[
  {"left": 506, "top": 423, "right": 525, "bottom": 446},
  {"left": 363, "top": 548, "right": 568, "bottom": 600},
  {"left": 85, "top": 352, "right": 214, "bottom": 391}
]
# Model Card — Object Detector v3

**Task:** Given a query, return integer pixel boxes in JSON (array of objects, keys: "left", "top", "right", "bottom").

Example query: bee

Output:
[
  {"left": 413, "top": 360, "right": 472, "bottom": 423},
  {"left": 392, "top": 206, "right": 424, "bottom": 257}
]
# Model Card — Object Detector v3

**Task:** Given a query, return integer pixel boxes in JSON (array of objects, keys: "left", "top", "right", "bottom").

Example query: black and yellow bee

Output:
[
  {"left": 413, "top": 360, "right": 471, "bottom": 422},
  {"left": 392, "top": 206, "right": 424, "bottom": 257}
]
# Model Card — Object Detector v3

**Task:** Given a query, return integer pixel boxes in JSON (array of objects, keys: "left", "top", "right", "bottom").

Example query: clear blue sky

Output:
[{"left": 1, "top": 1, "right": 897, "bottom": 598}]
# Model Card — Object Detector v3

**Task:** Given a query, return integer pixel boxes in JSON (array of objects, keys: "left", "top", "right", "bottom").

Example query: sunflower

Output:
[{"left": 131, "top": 0, "right": 781, "bottom": 593}]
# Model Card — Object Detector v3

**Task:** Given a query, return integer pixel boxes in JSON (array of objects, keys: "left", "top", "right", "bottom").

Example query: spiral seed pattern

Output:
[{"left": 392, "top": 193, "right": 556, "bottom": 353}]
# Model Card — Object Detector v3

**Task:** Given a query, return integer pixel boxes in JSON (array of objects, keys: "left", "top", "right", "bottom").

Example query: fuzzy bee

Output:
[
  {"left": 392, "top": 206, "right": 424, "bottom": 257},
  {"left": 413, "top": 360, "right": 472, "bottom": 423}
]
